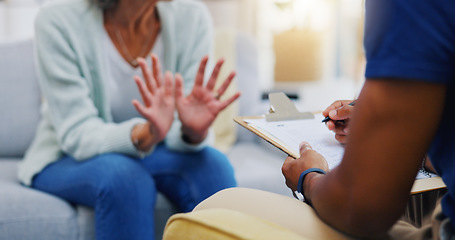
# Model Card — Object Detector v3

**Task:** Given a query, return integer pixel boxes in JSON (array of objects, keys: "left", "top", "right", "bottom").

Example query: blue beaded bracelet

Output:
[{"left": 297, "top": 168, "right": 326, "bottom": 194}]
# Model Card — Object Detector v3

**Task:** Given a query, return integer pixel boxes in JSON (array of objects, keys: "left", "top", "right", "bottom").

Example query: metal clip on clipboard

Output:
[{"left": 265, "top": 92, "right": 314, "bottom": 122}]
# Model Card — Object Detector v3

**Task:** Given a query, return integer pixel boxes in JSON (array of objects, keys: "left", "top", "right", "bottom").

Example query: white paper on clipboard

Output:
[{"left": 244, "top": 114, "right": 344, "bottom": 170}]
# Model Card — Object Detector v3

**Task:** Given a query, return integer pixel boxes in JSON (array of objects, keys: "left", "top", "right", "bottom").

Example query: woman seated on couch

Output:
[{"left": 18, "top": 0, "right": 240, "bottom": 239}]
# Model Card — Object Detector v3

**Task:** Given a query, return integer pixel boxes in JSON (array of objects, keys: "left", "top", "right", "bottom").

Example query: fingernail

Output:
[
  {"left": 299, "top": 141, "right": 311, "bottom": 149},
  {"left": 329, "top": 110, "right": 337, "bottom": 118}
]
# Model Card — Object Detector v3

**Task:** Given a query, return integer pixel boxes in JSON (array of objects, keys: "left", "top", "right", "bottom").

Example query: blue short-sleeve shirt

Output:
[{"left": 364, "top": 0, "right": 455, "bottom": 225}]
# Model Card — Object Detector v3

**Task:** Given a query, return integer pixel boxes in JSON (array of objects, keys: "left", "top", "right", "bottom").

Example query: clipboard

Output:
[
  {"left": 235, "top": 92, "right": 345, "bottom": 168},
  {"left": 235, "top": 92, "right": 317, "bottom": 159},
  {"left": 265, "top": 92, "right": 314, "bottom": 122},
  {"left": 234, "top": 115, "right": 299, "bottom": 159},
  {"left": 234, "top": 92, "right": 446, "bottom": 195}
]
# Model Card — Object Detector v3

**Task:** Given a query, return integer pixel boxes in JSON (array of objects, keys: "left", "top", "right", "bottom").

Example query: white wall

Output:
[
  {"left": 202, "top": 0, "right": 257, "bottom": 36},
  {"left": 0, "top": 0, "right": 39, "bottom": 43}
]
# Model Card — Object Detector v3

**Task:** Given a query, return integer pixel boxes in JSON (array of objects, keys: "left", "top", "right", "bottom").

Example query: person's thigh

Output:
[
  {"left": 195, "top": 187, "right": 449, "bottom": 240},
  {"left": 141, "top": 144, "right": 237, "bottom": 212},
  {"left": 32, "top": 153, "right": 156, "bottom": 208},
  {"left": 194, "top": 187, "right": 358, "bottom": 240}
]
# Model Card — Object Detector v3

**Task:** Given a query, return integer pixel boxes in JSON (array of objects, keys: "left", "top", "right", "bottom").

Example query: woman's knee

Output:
[
  {"left": 188, "top": 147, "right": 238, "bottom": 192},
  {"left": 198, "top": 147, "right": 236, "bottom": 177},
  {"left": 94, "top": 154, "right": 156, "bottom": 200}
]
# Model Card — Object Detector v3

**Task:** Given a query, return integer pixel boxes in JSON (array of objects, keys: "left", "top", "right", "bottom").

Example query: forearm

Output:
[
  {"left": 57, "top": 118, "right": 145, "bottom": 160},
  {"left": 303, "top": 171, "right": 371, "bottom": 235},
  {"left": 303, "top": 80, "right": 446, "bottom": 237},
  {"left": 303, "top": 168, "right": 405, "bottom": 238}
]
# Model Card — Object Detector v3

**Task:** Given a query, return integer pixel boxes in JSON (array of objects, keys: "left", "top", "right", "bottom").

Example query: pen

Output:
[{"left": 321, "top": 101, "right": 356, "bottom": 123}]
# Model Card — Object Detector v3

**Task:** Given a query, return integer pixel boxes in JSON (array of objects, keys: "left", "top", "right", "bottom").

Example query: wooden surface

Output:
[
  {"left": 411, "top": 177, "right": 446, "bottom": 195},
  {"left": 234, "top": 116, "right": 299, "bottom": 158}
]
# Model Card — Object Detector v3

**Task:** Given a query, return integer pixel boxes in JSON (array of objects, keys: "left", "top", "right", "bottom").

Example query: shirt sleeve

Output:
[{"left": 364, "top": 0, "right": 455, "bottom": 83}]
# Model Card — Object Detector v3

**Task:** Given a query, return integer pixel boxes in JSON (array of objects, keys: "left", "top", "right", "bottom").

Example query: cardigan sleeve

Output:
[{"left": 34, "top": 5, "right": 145, "bottom": 160}]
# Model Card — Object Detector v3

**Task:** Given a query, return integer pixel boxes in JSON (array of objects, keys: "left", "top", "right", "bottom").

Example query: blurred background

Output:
[
  {"left": 201, "top": 0, "right": 365, "bottom": 112},
  {"left": 0, "top": 0, "right": 366, "bottom": 112}
]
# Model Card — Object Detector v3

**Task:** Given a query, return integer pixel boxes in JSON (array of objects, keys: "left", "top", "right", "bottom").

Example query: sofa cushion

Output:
[
  {"left": 0, "top": 181, "right": 79, "bottom": 240},
  {"left": 0, "top": 159, "right": 76, "bottom": 239},
  {"left": 0, "top": 39, "right": 41, "bottom": 158},
  {"left": 0, "top": 158, "right": 21, "bottom": 182},
  {"left": 226, "top": 141, "right": 290, "bottom": 196}
]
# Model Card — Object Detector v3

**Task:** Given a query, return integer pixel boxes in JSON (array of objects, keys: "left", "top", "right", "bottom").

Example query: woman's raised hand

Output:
[
  {"left": 175, "top": 56, "right": 241, "bottom": 144},
  {"left": 132, "top": 54, "right": 175, "bottom": 147}
]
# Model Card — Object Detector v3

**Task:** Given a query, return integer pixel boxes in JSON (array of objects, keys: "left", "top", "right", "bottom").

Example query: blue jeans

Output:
[{"left": 32, "top": 144, "right": 237, "bottom": 240}]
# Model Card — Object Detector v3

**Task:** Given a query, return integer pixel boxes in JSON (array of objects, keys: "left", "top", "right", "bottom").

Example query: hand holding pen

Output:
[{"left": 322, "top": 100, "right": 356, "bottom": 144}]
